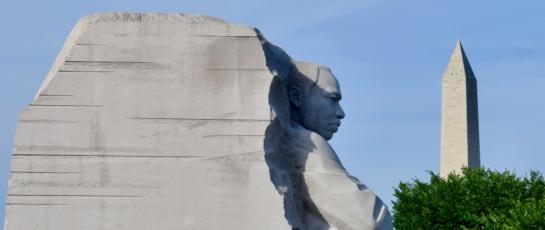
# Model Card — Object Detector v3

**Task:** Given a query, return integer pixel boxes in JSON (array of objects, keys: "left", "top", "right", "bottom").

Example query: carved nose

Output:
[{"left": 336, "top": 107, "right": 345, "bottom": 119}]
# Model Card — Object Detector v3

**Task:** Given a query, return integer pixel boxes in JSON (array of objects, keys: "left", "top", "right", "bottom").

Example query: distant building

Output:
[{"left": 440, "top": 41, "right": 481, "bottom": 177}]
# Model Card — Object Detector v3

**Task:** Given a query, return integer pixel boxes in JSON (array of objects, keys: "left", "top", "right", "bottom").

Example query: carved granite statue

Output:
[
  {"left": 263, "top": 43, "right": 393, "bottom": 229},
  {"left": 5, "top": 13, "right": 391, "bottom": 230}
]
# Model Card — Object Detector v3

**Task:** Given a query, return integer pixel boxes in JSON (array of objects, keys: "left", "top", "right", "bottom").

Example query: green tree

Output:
[{"left": 393, "top": 168, "right": 545, "bottom": 229}]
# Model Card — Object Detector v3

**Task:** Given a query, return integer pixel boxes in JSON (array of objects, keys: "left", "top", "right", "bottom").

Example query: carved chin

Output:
[
  {"left": 321, "top": 131, "right": 334, "bottom": 140},
  {"left": 321, "top": 127, "right": 339, "bottom": 140}
]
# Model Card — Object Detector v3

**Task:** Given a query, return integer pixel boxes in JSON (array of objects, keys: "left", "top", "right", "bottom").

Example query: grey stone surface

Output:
[
  {"left": 440, "top": 41, "right": 480, "bottom": 177},
  {"left": 6, "top": 13, "right": 287, "bottom": 230},
  {"left": 5, "top": 13, "right": 391, "bottom": 230},
  {"left": 262, "top": 44, "right": 392, "bottom": 228}
]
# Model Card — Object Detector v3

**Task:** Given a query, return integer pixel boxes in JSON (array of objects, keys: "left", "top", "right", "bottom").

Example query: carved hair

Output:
[{"left": 289, "top": 62, "right": 322, "bottom": 94}]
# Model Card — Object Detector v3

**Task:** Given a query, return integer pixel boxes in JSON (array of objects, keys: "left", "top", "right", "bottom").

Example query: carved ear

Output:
[{"left": 288, "top": 85, "right": 303, "bottom": 108}]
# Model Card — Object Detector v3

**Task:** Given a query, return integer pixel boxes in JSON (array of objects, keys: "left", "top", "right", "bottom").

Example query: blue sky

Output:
[{"left": 1, "top": 0, "right": 545, "bottom": 225}]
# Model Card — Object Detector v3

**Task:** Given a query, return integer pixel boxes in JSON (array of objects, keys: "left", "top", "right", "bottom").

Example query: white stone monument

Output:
[
  {"left": 440, "top": 41, "right": 481, "bottom": 177},
  {"left": 5, "top": 13, "right": 392, "bottom": 230}
]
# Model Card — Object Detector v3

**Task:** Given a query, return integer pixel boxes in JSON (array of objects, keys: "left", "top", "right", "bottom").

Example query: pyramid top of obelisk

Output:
[{"left": 443, "top": 40, "right": 476, "bottom": 80}]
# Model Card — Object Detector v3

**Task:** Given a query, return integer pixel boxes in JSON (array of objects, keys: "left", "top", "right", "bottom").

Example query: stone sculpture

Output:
[
  {"left": 262, "top": 40, "right": 393, "bottom": 229},
  {"left": 5, "top": 13, "right": 391, "bottom": 230}
]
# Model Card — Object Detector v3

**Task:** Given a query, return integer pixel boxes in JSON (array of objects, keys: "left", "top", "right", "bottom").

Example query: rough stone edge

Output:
[
  {"left": 33, "top": 13, "right": 256, "bottom": 100},
  {"left": 83, "top": 12, "right": 229, "bottom": 24},
  {"left": 33, "top": 15, "right": 90, "bottom": 100}
]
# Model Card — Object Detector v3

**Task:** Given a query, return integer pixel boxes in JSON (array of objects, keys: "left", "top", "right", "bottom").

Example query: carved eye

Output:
[{"left": 327, "top": 94, "right": 341, "bottom": 102}]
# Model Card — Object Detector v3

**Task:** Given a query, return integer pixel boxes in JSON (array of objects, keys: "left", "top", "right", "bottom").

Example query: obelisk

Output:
[{"left": 440, "top": 41, "right": 480, "bottom": 177}]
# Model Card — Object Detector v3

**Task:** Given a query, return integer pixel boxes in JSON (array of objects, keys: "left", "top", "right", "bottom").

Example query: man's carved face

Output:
[{"left": 296, "top": 68, "right": 345, "bottom": 140}]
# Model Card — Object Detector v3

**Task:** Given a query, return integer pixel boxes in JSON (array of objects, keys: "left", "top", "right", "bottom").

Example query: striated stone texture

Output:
[
  {"left": 263, "top": 58, "right": 393, "bottom": 229},
  {"left": 5, "top": 13, "right": 392, "bottom": 230},
  {"left": 5, "top": 13, "right": 288, "bottom": 230},
  {"left": 440, "top": 41, "right": 480, "bottom": 178}
]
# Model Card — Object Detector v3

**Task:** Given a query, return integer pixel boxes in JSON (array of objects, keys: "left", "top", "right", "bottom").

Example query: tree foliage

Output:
[{"left": 393, "top": 168, "right": 545, "bottom": 229}]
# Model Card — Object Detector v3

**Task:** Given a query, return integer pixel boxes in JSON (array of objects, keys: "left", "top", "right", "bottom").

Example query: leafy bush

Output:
[{"left": 393, "top": 168, "right": 545, "bottom": 229}]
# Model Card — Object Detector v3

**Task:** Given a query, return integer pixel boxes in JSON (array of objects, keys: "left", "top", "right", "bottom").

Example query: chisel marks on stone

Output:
[
  {"left": 10, "top": 171, "right": 81, "bottom": 174},
  {"left": 129, "top": 117, "right": 270, "bottom": 123},
  {"left": 28, "top": 104, "right": 103, "bottom": 107},
  {"left": 13, "top": 153, "right": 201, "bottom": 159},
  {"left": 203, "top": 134, "right": 264, "bottom": 138},
  {"left": 19, "top": 119, "right": 82, "bottom": 124},
  {"left": 14, "top": 145, "right": 152, "bottom": 153},
  {"left": 7, "top": 203, "right": 70, "bottom": 206},
  {"left": 8, "top": 194, "right": 142, "bottom": 198},
  {"left": 204, "top": 151, "right": 264, "bottom": 161},
  {"left": 38, "top": 94, "right": 74, "bottom": 97},
  {"left": 63, "top": 60, "right": 168, "bottom": 69}
]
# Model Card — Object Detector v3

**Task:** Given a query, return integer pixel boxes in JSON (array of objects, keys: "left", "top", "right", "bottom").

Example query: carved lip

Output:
[{"left": 328, "top": 121, "right": 341, "bottom": 132}]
